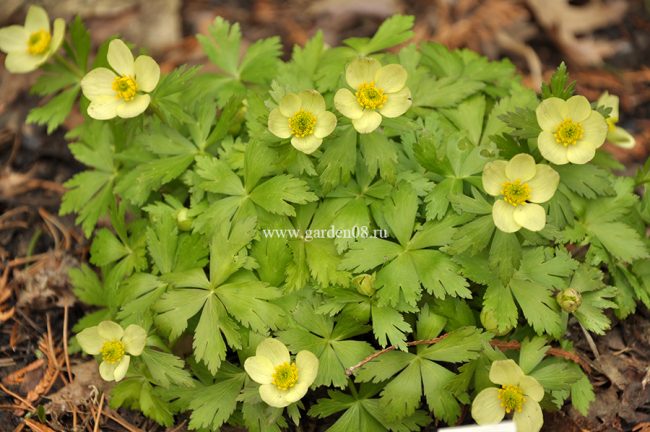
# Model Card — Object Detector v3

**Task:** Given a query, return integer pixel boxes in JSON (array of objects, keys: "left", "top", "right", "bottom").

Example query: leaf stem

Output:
[{"left": 54, "top": 53, "right": 84, "bottom": 79}]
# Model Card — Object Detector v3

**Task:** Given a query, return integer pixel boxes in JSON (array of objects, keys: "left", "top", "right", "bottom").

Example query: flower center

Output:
[
  {"left": 112, "top": 76, "right": 138, "bottom": 101},
  {"left": 27, "top": 29, "right": 51, "bottom": 55},
  {"left": 355, "top": 82, "right": 387, "bottom": 110},
  {"left": 501, "top": 180, "right": 531, "bottom": 206},
  {"left": 100, "top": 340, "right": 126, "bottom": 364},
  {"left": 272, "top": 362, "right": 299, "bottom": 390},
  {"left": 498, "top": 384, "right": 526, "bottom": 414},
  {"left": 554, "top": 119, "right": 584, "bottom": 147},
  {"left": 288, "top": 110, "right": 317, "bottom": 138}
]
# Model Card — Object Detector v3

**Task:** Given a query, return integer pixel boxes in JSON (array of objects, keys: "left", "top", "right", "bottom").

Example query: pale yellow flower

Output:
[
  {"left": 536, "top": 95, "right": 607, "bottom": 165},
  {"left": 0, "top": 6, "right": 65, "bottom": 73},
  {"left": 81, "top": 39, "right": 160, "bottom": 120},
  {"left": 77, "top": 320, "right": 147, "bottom": 382},
  {"left": 244, "top": 338, "right": 319, "bottom": 408},
  {"left": 482, "top": 154, "right": 559, "bottom": 233},
  {"left": 268, "top": 90, "right": 337, "bottom": 154},
  {"left": 597, "top": 92, "right": 635, "bottom": 149},
  {"left": 334, "top": 57, "right": 411, "bottom": 134},
  {"left": 472, "top": 360, "right": 545, "bottom": 432}
]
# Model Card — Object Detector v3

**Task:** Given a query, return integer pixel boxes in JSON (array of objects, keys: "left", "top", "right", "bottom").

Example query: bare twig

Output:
[{"left": 93, "top": 393, "right": 105, "bottom": 432}]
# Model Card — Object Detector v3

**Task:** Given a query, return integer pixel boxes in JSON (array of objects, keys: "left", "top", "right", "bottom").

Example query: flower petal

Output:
[
  {"left": 482, "top": 160, "right": 508, "bottom": 196},
  {"left": 489, "top": 359, "right": 524, "bottom": 386},
  {"left": 268, "top": 108, "right": 291, "bottom": 139},
  {"left": 4, "top": 51, "right": 45, "bottom": 73},
  {"left": 87, "top": 96, "right": 119, "bottom": 120},
  {"left": 580, "top": 111, "right": 608, "bottom": 149},
  {"left": 122, "top": 325, "right": 146, "bottom": 355},
  {"left": 346, "top": 57, "right": 381, "bottom": 89},
  {"left": 536, "top": 97, "right": 566, "bottom": 131},
  {"left": 513, "top": 204, "right": 546, "bottom": 232},
  {"left": 537, "top": 131, "right": 569, "bottom": 165},
  {"left": 334, "top": 88, "right": 363, "bottom": 119},
  {"left": 608, "top": 126, "right": 636, "bottom": 149},
  {"left": 0, "top": 26, "right": 28, "bottom": 52},
  {"left": 24, "top": 6, "right": 50, "bottom": 34},
  {"left": 566, "top": 141, "right": 596, "bottom": 165},
  {"left": 314, "top": 111, "right": 337, "bottom": 138},
  {"left": 379, "top": 87, "right": 411, "bottom": 118},
  {"left": 81, "top": 67, "right": 117, "bottom": 99},
  {"left": 76, "top": 326, "right": 104, "bottom": 355},
  {"left": 134, "top": 55, "right": 160, "bottom": 93},
  {"left": 506, "top": 153, "right": 536, "bottom": 182},
  {"left": 256, "top": 338, "right": 290, "bottom": 367},
  {"left": 298, "top": 90, "right": 325, "bottom": 114},
  {"left": 375, "top": 64, "right": 407, "bottom": 93},
  {"left": 259, "top": 384, "right": 290, "bottom": 408},
  {"left": 107, "top": 39, "right": 134, "bottom": 76},
  {"left": 279, "top": 93, "right": 301, "bottom": 117},
  {"left": 492, "top": 200, "right": 521, "bottom": 233},
  {"left": 352, "top": 110, "right": 382, "bottom": 134},
  {"left": 519, "top": 375, "right": 544, "bottom": 402},
  {"left": 295, "top": 350, "right": 319, "bottom": 387},
  {"left": 566, "top": 95, "right": 592, "bottom": 122},
  {"left": 244, "top": 355, "right": 275, "bottom": 384},
  {"left": 471, "top": 388, "right": 506, "bottom": 425},
  {"left": 283, "top": 383, "right": 309, "bottom": 404},
  {"left": 513, "top": 400, "right": 544, "bottom": 432},
  {"left": 97, "top": 321, "right": 124, "bottom": 340},
  {"left": 99, "top": 361, "right": 117, "bottom": 381},
  {"left": 113, "top": 355, "right": 131, "bottom": 382},
  {"left": 527, "top": 164, "right": 559, "bottom": 203},
  {"left": 48, "top": 19, "right": 65, "bottom": 55},
  {"left": 116, "top": 94, "right": 151, "bottom": 118},
  {"left": 291, "top": 135, "right": 322, "bottom": 154}
]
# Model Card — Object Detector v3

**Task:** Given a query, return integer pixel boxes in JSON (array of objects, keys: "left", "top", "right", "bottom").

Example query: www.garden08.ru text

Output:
[{"left": 261, "top": 225, "right": 389, "bottom": 242}]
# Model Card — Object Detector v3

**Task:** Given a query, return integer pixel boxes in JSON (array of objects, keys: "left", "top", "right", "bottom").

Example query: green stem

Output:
[{"left": 54, "top": 53, "right": 83, "bottom": 79}]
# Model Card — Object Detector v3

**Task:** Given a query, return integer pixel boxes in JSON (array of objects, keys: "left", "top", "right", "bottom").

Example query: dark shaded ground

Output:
[{"left": 0, "top": 0, "right": 649, "bottom": 431}]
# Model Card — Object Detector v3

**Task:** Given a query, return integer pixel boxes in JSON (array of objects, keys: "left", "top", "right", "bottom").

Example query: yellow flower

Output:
[
  {"left": 597, "top": 92, "right": 636, "bottom": 149},
  {"left": 244, "top": 338, "right": 319, "bottom": 408},
  {"left": 80, "top": 39, "right": 160, "bottom": 120},
  {"left": 77, "top": 320, "right": 147, "bottom": 382},
  {"left": 0, "top": 6, "right": 65, "bottom": 73},
  {"left": 536, "top": 95, "right": 607, "bottom": 164},
  {"left": 482, "top": 154, "right": 559, "bottom": 233},
  {"left": 268, "top": 90, "right": 337, "bottom": 154},
  {"left": 334, "top": 57, "right": 411, "bottom": 134},
  {"left": 471, "top": 359, "right": 544, "bottom": 432}
]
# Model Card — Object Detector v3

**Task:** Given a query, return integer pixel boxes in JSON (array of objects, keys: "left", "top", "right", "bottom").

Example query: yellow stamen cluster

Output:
[
  {"left": 554, "top": 119, "right": 584, "bottom": 147},
  {"left": 27, "top": 29, "right": 51, "bottom": 55},
  {"left": 501, "top": 180, "right": 531, "bottom": 207},
  {"left": 272, "top": 362, "right": 299, "bottom": 390},
  {"left": 100, "top": 340, "right": 126, "bottom": 364},
  {"left": 288, "top": 110, "right": 317, "bottom": 138},
  {"left": 497, "top": 384, "right": 526, "bottom": 414},
  {"left": 112, "top": 76, "right": 137, "bottom": 101},
  {"left": 355, "top": 82, "right": 387, "bottom": 110}
]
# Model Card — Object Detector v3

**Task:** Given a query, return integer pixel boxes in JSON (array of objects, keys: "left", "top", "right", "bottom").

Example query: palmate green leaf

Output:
[
  {"left": 197, "top": 17, "right": 241, "bottom": 77},
  {"left": 541, "top": 62, "right": 575, "bottom": 100},
  {"left": 218, "top": 280, "right": 283, "bottom": 333},
  {"left": 498, "top": 107, "right": 541, "bottom": 140},
  {"left": 67, "top": 16, "right": 91, "bottom": 69},
  {"left": 555, "top": 164, "right": 614, "bottom": 199},
  {"left": 518, "top": 337, "right": 550, "bottom": 375},
  {"left": 141, "top": 348, "right": 194, "bottom": 388},
  {"left": 309, "top": 384, "right": 429, "bottom": 432},
  {"left": 155, "top": 288, "right": 209, "bottom": 341},
  {"left": 570, "top": 373, "right": 595, "bottom": 416},
  {"left": 359, "top": 132, "right": 398, "bottom": 183},
  {"left": 210, "top": 217, "right": 257, "bottom": 286},
  {"left": 414, "top": 77, "right": 484, "bottom": 108},
  {"left": 371, "top": 306, "right": 411, "bottom": 349},
  {"left": 588, "top": 221, "right": 648, "bottom": 263},
  {"left": 440, "top": 94, "right": 486, "bottom": 145},
  {"left": 27, "top": 86, "right": 79, "bottom": 134},
  {"left": 31, "top": 62, "right": 78, "bottom": 95},
  {"left": 69, "top": 264, "right": 106, "bottom": 306},
  {"left": 446, "top": 215, "right": 495, "bottom": 255},
  {"left": 249, "top": 175, "right": 318, "bottom": 216},
  {"left": 139, "top": 382, "right": 174, "bottom": 427},
  {"left": 194, "top": 293, "right": 241, "bottom": 374},
  {"left": 318, "top": 127, "right": 358, "bottom": 191},
  {"left": 344, "top": 15, "right": 414, "bottom": 55},
  {"left": 569, "top": 264, "right": 617, "bottom": 334},
  {"left": 187, "top": 364, "right": 246, "bottom": 430},
  {"left": 117, "top": 273, "right": 166, "bottom": 325},
  {"left": 239, "top": 36, "right": 282, "bottom": 84}
]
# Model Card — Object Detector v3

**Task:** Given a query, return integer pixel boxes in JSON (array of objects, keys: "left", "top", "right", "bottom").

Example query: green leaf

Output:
[
  {"left": 139, "top": 382, "right": 174, "bottom": 426},
  {"left": 518, "top": 337, "right": 549, "bottom": 374},
  {"left": 188, "top": 367, "right": 246, "bottom": 430},
  {"left": 194, "top": 293, "right": 238, "bottom": 374},
  {"left": 371, "top": 306, "right": 411, "bottom": 349},
  {"left": 197, "top": 17, "right": 241, "bottom": 77},
  {"left": 415, "top": 77, "right": 484, "bottom": 108},
  {"left": 68, "top": 16, "right": 91, "bottom": 69},
  {"left": 69, "top": 264, "right": 106, "bottom": 306},
  {"left": 587, "top": 221, "right": 648, "bottom": 263},
  {"left": 541, "top": 62, "right": 575, "bottom": 100},
  {"left": 344, "top": 15, "right": 414, "bottom": 55},
  {"left": 498, "top": 107, "right": 541, "bottom": 140},
  {"left": 250, "top": 175, "right": 318, "bottom": 216},
  {"left": 570, "top": 373, "right": 595, "bottom": 416},
  {"left": 318, "top": 127, "right": 357, "bottom": 191},
  {"left": 141, "top": 348, "right": 194, "bottom": 388},
  {"left": 90, "top": 229, "right": 129, "bottom": 266},
  {"left": 555, "top": 164, "right": 614, "bottom": 198},
  {"left": 27, "top": 86, "right": 79, "bottom": 134},
  {"left": 239, "top": 36, "right": 282, "bottom": 84}
]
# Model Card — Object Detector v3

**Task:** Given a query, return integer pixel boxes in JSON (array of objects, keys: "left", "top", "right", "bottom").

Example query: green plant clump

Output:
[{"left": 3, "top": 7, "right": 650, "bottom": 432}]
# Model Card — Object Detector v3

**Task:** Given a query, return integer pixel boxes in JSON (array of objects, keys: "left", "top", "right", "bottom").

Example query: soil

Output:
[{"left": 0, "top": 0, "right": 649, "bottom": 431}]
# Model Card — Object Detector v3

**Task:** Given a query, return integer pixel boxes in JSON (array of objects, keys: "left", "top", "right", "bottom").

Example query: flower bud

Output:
[
  {"left": 175, "top": 208, "right": 193, "bottom": 231},
  {"left": 480, "top": 309, "right": 512, "bottom": 336},
  {"left": 556, "top": 288, "right": 582, "bottom": 313},
  {"left": 352, "top": 273, "right": 375, "bottom": 297}
]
